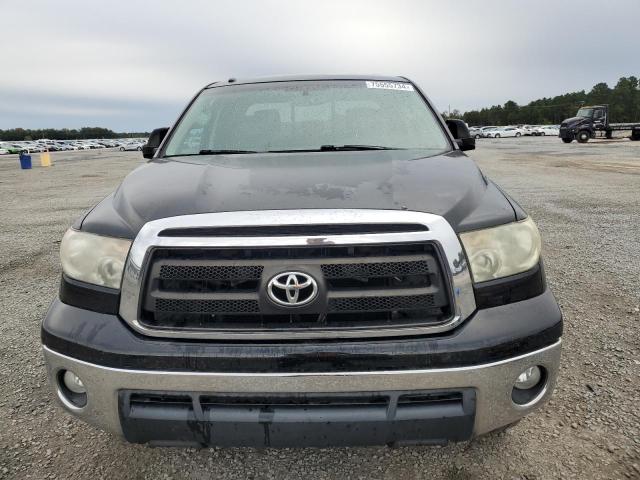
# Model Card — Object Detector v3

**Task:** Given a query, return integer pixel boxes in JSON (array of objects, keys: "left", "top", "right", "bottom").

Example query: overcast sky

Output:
[{"left": 1, "top": 0, "right": 638, "bottom": 131}]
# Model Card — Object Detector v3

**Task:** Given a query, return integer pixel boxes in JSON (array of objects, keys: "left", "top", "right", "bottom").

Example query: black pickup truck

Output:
[
  {"left": 42, "top": 75, "right": 562, "bottom": 448},
  {"left": 559, "top": 104, "right": 640, "bottom": 143}
]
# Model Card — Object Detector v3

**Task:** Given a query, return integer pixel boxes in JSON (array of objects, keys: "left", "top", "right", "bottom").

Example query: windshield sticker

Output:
[{"left": 365, "top": 81, "right": 414, "bottom": 91}]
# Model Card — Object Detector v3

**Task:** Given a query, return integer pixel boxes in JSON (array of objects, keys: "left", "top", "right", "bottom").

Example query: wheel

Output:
[
  {"left": 540, "top": 132, "right": 545, "bottom": 136},
  {"left": 515, "top": 132, "right": 521, "bottom": 137},
  {"left": 605, "top": 131, "right": 613, "bottom": 139},
  {"left": 495, "top": 133, "right": 501, "bottom": 138},
  {"left": 577, "top": 130, "right": 590, "bottom": 143},
  {"left": 137, "top": 146, "right": 142, "bottom": 151},
  {"left": 475, "top": 134, "right": 481, "bottom": 139},
  {"left": 119, "top": 147, "right": 125, "bottom": 151},
  {"left": 562, "top": 138, "right": 573, "bottom": 143}
]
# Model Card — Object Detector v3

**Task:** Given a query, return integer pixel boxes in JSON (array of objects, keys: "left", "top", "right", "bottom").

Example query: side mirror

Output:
[
  {"left": 142, "top": 127, "right": 169, "bottom": 159},
  {"left": 446, "top": 119, "right": 475, "bottom": 151}
]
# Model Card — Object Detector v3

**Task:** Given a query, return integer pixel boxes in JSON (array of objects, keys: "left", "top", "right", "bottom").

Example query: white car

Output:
[
  {"left": 120, "top": 143, "right": 143, "bottom": 151},
  {"left": 23, "top": 143, "right": 46, "bottom": 152},
  {"left": 519, "top": 125, "right": 536, "bottom": 136},
  {"left": 486, "top": 127, "right": 523, "bottom": 138},
  {"left": 0, "top": 148, "right": 8, "bottom": 155},
  {"left": 537, "top": 126, "right": 560, "bottom": 136},
  {"left": 478, "top": 126, "right": 498, "bottom": 138},
  {"left": 468, "top": 127, "right": 481, "bottom": 138}
]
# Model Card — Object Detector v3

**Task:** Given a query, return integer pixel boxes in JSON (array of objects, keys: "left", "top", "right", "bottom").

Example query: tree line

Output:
[
  {"left": 443, "top": 76, "right": 640, "bottom": 126},
  {"left": 0, "top": 127, "right": 150, "bottom": 141}
]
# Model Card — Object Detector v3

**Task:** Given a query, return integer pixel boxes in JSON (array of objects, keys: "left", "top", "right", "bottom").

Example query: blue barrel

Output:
[{"left": 19, "top": 153, "right": 32, "bottom": 169}]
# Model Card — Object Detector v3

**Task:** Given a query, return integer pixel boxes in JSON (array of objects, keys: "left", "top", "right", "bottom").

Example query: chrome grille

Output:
[
  {"left": 140, "top": 242, "right": 451, "bottom": 335},
  {"left": 118, "top": 209, "right": 477, "bottom": 340}
]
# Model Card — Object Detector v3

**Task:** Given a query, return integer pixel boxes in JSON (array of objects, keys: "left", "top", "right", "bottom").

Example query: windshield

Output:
[
  {"left": 163, "top": 80, "right": 450, "bottom": 156},
  {"left": 576, "top": 108, "right": 593, "bottom": 118}
]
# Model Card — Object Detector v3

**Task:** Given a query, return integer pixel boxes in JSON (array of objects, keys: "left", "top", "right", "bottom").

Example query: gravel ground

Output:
[{"left": 0, "top": 137, "right": 639, "bottom": 479}]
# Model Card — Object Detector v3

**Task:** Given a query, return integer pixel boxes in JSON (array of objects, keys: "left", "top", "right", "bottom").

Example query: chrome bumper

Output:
[{"left": 43, "top": 340, "right": 561, "bottom": 440}]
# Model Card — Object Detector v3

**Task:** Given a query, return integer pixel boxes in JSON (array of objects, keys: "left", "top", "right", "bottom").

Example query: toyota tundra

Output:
[{"left": 42, "top": 75, "right": 562, "bottom": 447}]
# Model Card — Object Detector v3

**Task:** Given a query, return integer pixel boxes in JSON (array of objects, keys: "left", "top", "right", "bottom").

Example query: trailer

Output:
[{"left": 559, "top": 105, "right": 640, "bottom": 143}]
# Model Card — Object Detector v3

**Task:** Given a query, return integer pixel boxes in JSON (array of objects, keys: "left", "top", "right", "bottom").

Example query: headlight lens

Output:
[
  {"left": 60, "top": 229, "right": 131, "bottom": 289},
  {"left": 459, "top": 218, "right": 541, "bottom": 283}
]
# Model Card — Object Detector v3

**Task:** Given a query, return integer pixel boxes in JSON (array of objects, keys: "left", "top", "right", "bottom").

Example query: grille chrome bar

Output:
[{"left": 119, "top": 210, "right": 476, "bottom": 340}]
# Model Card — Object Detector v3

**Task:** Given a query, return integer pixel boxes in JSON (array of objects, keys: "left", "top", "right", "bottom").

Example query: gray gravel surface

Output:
[{"left": 0, "top": 137, "right": 639, "bottom": 479}]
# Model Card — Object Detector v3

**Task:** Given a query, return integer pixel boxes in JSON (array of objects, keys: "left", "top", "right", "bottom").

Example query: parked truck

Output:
[
  {"left": 42, "top": 75, "right": 562, "bottom": 448},
  {"left": 559, "top": 104, "right": 640, "bottom": 143}
]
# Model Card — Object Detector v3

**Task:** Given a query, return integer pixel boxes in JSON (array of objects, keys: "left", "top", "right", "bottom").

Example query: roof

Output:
[{"left": 205, "top": 74, "right": 409, "bottom": 89}]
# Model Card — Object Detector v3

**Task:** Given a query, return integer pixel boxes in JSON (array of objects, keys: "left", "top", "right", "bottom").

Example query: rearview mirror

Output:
[
  {"left": 445, "top": 119, "right": 475, "bottom": 151},
  {"left": 142, "top": 127, "right": 170, "bottom": 159}
]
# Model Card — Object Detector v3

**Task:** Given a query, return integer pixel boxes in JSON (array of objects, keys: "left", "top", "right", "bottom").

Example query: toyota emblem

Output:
[{"left": 267, "top": 272, "right": 318, "bottom": 307}]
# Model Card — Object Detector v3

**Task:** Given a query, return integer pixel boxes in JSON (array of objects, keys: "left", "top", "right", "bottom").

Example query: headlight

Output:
[
  {"left": 60, "top": 229, "right": 131, "bottom": 289},
  {"left": 459, "top": 218, "right": 541, "bottom": 283}
]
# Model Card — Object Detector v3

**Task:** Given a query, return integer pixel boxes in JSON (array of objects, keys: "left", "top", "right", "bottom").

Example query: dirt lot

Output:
[{"left": 1, "top": 137, "right": 639, "bottom": 479}]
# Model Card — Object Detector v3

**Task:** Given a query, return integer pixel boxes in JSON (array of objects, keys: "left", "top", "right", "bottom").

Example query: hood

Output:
[
  {"left": 81, "top": 150, "right": 517, "bottom": 238},
  {"left": 561, "top": 116, "right": 588, "bottom": 127}
]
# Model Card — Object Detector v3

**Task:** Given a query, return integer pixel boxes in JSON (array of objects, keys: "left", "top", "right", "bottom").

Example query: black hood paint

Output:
[
  {"left": 81, "top": 150, "right": 517, "bottom": 239},
  {"left": 561, "top": 116, "right": 588, "bottom": 127}
]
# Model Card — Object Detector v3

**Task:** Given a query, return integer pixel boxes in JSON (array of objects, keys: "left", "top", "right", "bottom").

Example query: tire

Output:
[
  {"left": 562, "top": 138, "right": 573, "bottom": 143},
  {"left": 515, "top": 132, "right": 521, "bottom": 137},
  {"left": 605, "top": 131, "right": 613, "bottom": 139},
  {"left": 577, "top": 130, "right": 590, "bottom": 143},
  {"left": 494, "top": 133, "right": 501, "bottom": 138},
  {"left": 540, "top": 132, "right": 545, "bottom": 136},
  {"left": 119, "top": 147, "right": 125, "bottom": 151},
  {"left": 475, "top": 134, "right": 481, "bottom": 139},
  {"left": 137, "top": 146, "right": 142, "bottom": 151}
]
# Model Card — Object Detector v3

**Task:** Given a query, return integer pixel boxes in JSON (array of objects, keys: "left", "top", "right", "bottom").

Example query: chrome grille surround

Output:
[{"left": 119, "top": 210, "right": 476, "bottom": 340}]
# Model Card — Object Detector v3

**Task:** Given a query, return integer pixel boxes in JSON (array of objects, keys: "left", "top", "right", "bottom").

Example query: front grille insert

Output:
[
  {"left": 140, "top": 241, "right": 452, "bottom": 337},
  {"left": 127, "top": 390, "right": 465, "bottom": 410},
  {"left": 120, "top": 389, "right": 475, "bottom": 447}
]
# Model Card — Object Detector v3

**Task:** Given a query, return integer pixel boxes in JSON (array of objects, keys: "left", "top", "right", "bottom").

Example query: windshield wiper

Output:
[
  {"left": 198, "top": 149, "right": 258, "bottom": 155},
  {"left": 163, "top": 149, "right": 259, "bottom": 158},
  {"left": 320, "top": 144, "right": 400, "bottom": 151},
  {"left": 267, "top": 145, "right": 401, "bottom": 153}
]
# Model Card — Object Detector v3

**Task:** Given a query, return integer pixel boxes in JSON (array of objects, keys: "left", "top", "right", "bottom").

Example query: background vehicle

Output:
[
  {"left": 537, "top": 126, "right": 559, "bottom": 136},
  {"left": 468, "top": 127, "right": 481, "bottom": 138},
  {"left": 519, "top": 125, "right": 535, "bottom": 136},
  {"left": 0, "top": 142, "right": 23, "bottom": 154},
  {"left": 485, "top": 127, "right": 523, "bottom": 138},
  {"left": 0, "top": 147, "right": 8, "bottom": 155},
  {"left": 559, "top": 105, "right": 640, "bottom": 143},
  {"left": 120, "top": 142, "right": 143, "bottom": 151},
  {"left": 479, "top": 126, "right": 498, "bottom": 138}
]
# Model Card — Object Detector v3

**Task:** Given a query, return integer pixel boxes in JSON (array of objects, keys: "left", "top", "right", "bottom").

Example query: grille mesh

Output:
[
  {"left": 329, "top": 295, "right": 436, "bottom": 312},
  {"left": 159, "top": 265, "right": 263, "bottom": 280},
  {"left": 321, "top": 261, "right": 430, "bottom": 279},
  {"left": 155, "top": 298, "right": 260, "bottom": 314}
]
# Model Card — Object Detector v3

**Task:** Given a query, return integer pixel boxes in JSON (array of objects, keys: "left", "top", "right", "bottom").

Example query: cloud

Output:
[{"left": 0, "top": 0, "right": 638, "bottom": 130}]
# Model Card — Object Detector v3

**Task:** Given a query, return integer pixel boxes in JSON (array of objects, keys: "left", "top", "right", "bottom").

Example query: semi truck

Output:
[{"left": 559, "top": 104, "right": 640, "bottom": 143}]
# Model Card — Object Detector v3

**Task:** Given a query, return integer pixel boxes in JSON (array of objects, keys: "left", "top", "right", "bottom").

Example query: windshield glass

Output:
[
  {"left": 576, "top": 108, "right": 593, "bottom": 118},
  {"left": 164, "top": 80, "right": 450, "bottom": 156}
]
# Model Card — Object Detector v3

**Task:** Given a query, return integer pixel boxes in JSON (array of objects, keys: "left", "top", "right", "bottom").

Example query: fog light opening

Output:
[
  {"left": 57, "top": 370, "right": 88, "bottom": 409},
  {"left": 511, "top": 365, "right": 547, "bottom": 407}
]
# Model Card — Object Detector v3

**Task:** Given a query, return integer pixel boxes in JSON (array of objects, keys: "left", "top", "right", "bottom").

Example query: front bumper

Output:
[{"left": 43, "top": 339, "right": 561, "bottom": 446}]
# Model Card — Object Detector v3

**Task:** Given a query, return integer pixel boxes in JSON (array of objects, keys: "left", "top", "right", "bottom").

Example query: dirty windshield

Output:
[{"left": 163, "top": 80, "right": 451, "bottom": 156}]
